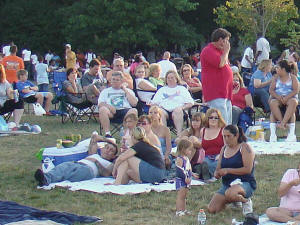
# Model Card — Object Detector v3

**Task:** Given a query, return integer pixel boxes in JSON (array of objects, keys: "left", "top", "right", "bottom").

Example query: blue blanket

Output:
[{"left": 0, "top": 200, "right": 102, "bottom": 224}]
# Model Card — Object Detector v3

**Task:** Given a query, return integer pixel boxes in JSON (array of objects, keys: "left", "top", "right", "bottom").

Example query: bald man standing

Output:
[{"left": 157, "top": 51, "right": 177, "bottom": 79}]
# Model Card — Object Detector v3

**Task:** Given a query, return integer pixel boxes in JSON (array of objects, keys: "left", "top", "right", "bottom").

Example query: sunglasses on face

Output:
[
  {"left": 137, "top": 121, "right": 148, "bottom": 126},
  {"left": 183, "top": 69, "right": 190, "bottom": 72},
  {"left": 208, "top": 116, "right": 219, "bottom": 120}
]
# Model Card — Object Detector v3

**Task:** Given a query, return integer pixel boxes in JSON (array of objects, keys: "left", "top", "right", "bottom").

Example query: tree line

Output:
[{"left": 0, "top": 0, "right": 299, "bottom": 59}]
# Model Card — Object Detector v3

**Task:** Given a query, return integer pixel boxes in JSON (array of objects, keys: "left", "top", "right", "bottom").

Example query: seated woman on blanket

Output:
[
  {"left": 149, "top": 105, "right": 172, "bottom": 169},
  {"left": 113, "top": 126, "right": 166, "bottom": 185},
  {"left": 63, "top": 68, "right": 88, "bottom": 104},
  {"left": 0, "top": 64, "right": 24, "bottom": 126},
  {"left": 200, "top": 108, "right": 226, "bottom": 180},
  {"left": 266, "top": 162, "right": 300, "bottom": 224},
  {"left": 269, "top": 60, "right": 299, "bottom": 142},
  {"left": 151, "top": 70, "right": 194, "bottom": 135},
  {"left": 16, "top": 69, "right": 53, "bottom": 116},
  {"left": 232, "top": 71, "right": 253, "bottom": 125},
  {"left": 175, "top": 112, "right": 206, "bottom": 179},
  {"left": 137, "top": 115, "right": 162, "bottom": 157},
  {"left": 208, "top": 125, "right": 256, "bottom": 215},
  {"left": 34, "top": 136, "right": 118, "bottom": 186}
]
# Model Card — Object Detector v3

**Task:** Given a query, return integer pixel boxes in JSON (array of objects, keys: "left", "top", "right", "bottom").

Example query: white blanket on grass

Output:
[
  {"left": 38, "top": 177, "right": 206, "bottom": 195},
  {"left": 259, "top": 214, "right": 290, "bottom": 224}
]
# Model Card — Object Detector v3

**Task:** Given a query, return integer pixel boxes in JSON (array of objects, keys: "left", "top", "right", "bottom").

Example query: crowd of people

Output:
[{"left": 1, "top": 27, "right": 300, "bottom": 223}]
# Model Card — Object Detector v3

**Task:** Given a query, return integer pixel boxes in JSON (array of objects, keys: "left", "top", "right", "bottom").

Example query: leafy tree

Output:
[
  {"left": 59, "top": 0, "right": 200, "bottom": 58},
  {"left": 280, "top": 22, "right": 300, "bottom": 50},
  {"left": 214, "top": 0, "right": 299, "bottom": 44}
]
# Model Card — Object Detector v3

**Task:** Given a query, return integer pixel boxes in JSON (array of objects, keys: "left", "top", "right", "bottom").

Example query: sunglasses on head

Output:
[{"left": 208, "top": 116, "right": 219, "bottom": 120}]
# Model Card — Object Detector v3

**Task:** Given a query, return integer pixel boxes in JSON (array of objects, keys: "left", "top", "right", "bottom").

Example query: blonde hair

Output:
[
  {"left": 177, "top": 139, "right": 193, "bottom": 156},
  {"left": 149, "top": 105, "right": 163, "bottom": 124},
  {"left": 149, "top": 63, "right": 161, "bottom": 77},
  {"left": 258, "top": 59, "right": 272, "bottom": 72},
  {"left": 132, "top": 127, "right": 160, "bottom": 151},
  {"left": 180, "top": 64, "right": 194, "bottom": 77},
  {"left": 203, "top": 108, "right": 226, "bottom": 128}
]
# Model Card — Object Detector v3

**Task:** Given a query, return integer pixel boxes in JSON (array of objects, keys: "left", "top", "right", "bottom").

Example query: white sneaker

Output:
[
  {"left": 286, "top": 134, "right": 297, "bottom": 142},
  {"left": 269, "top": 135, "right": 277, "bottom": 142},
  {"left": 242, "top": 198, "right": 253, "bottom": 216}
]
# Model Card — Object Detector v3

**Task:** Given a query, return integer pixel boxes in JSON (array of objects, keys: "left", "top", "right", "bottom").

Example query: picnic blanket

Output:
[
  {"left": 38, "top": 177, "right": 206, "bottom": 195},
  {"left": 259, "top": 214, "right": 290, "bottom": 224},
  {"left": 0, "top": 130, "right": 39, "bottom": 137},
  {"left": 0, "top": 200, "right": 102, "bottom": 224}
]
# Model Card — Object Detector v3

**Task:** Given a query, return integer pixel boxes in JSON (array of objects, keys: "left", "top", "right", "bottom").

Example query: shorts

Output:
[
  {"left": 175, "top": 177, "right": 189, "bottom": 190},
  {"left": 217, "top": 181, "right": 254, "bottom": 198},
  {"left": 111, "top": 109, "right": 130, "bottom": 122},
  {"left": 139, "top": 160, "right": 166, "bottom": 183},
  {"left": 292, "top": 211, "right": 300, "bottom": 217}
]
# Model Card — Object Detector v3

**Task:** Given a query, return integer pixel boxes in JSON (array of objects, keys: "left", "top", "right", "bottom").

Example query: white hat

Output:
[
  {"left": 231, "top": 66, "right": 239, "bottom": 74},
  {"left": 65, "top": 44, "right": 71, "bottom": 48}
]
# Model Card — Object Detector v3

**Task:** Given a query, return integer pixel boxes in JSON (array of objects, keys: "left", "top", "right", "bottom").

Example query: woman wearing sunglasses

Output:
[
  {"left": 266, "top": 163, "right": 300, "bottom": 224},
  {"left": 180, "top": 64, "right": 202, "bottom": 100},
  {"left": 199, "top": 108, "right": 226, "bottom": 180}
]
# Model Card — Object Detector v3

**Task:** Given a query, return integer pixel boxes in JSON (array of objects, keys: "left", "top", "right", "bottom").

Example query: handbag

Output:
[{"left": 33, "top": 103, "right": 46, "bottom": 116}]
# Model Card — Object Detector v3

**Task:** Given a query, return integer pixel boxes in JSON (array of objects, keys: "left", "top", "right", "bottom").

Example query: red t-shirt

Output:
[
  {"left": 232, "top": 87, "right": 250, "bottom": 109},
  {"left": 185, "top": 77, "right": 201, "bottom": 87},
  {"left": 202, "top": 128, "right": 224, "bottom": 156},
  {"left": 200, "top": 43, "right": 233, "bottom": 102},
  {"left": 2, "top": 55, "right": 24, "bottom": 83}
]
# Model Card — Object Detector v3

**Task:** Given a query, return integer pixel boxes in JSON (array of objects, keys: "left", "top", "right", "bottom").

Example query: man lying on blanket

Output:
[{"left": 34, "top": 134, "right": 118, "bottom": 186}]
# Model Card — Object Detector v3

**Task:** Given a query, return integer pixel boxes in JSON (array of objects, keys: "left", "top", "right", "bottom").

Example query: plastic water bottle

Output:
[
  {"left": 197, "top": 209, "right": 206, "bottom": 225},
  {"left": 13, "top": 90, "right": 19, "bottom": 102}
]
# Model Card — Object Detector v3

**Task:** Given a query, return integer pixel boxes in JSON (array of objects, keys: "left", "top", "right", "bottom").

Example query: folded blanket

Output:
[
  {"left": 259, "top": 214, "right": 288, "bottom": 224},
  {"left": 0, "top": 200, "right": 102, "bottom": 225}
]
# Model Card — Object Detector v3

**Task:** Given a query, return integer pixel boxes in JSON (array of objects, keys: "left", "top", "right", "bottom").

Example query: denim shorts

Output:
[
  {"left": 139, "top": 160, "right": 166, "bottom": 183},
  {"left": 292, "top": 211, "right": 300, "bottom": 217},
  {"left": 217, "top": 181, "right": 254, "bottom": 198}
]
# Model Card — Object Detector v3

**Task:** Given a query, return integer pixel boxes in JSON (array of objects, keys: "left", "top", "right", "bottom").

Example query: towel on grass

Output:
[
  {"left": 38, "top": 177, "right": 206, "bottom": 195},
  {"left": 0, "top": 200, "right": 102, "bottom": 225},
  {"left": 259, "top": 214, "right": 289, "bottom": 224}
]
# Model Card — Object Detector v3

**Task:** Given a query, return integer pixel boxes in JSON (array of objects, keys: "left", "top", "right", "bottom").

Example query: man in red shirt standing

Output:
[
  {"left": 2, "top": 45, "right": 24, "bottom": 84},
  {"left": 200, "top": 28, "right": 233, "bottom": 124}
]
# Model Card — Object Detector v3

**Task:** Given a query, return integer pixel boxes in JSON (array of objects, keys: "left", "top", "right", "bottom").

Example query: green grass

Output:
[{"left": 1, "top": 114, "right": 300, "bottom": 225}]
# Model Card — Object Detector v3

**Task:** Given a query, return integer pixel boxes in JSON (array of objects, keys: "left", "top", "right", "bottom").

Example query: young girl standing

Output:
[{"left": 175, "top": 139, "right": 193, "bottom": 216}]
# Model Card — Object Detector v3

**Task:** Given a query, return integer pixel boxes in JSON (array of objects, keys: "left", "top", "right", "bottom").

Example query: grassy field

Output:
[{"left": 1, "top": 114, "right": 300, "bottom": 225}]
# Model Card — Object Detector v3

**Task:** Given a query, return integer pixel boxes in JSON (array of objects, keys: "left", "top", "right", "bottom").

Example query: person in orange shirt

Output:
[
  {"left": 106, "top": 57, "right": 133, "bottom": 89},
  {"left": 2, "top": 45, "right": 24, "bottom": 84}
]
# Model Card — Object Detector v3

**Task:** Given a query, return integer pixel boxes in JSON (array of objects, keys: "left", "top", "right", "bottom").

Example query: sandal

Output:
[{"left": 175, "top": 210, "right": 185, "bottom": 217}]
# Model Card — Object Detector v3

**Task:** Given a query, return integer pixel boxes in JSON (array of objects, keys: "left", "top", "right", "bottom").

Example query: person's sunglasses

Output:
[
  {"left": 137, "top": 121, "right": 148, "bottom": 126},
  {"left": 182, "top": 69, "right": 190, "bottom": 72},
  {"left": 208, "top": 116, "right": 219, "bottom": 120}
]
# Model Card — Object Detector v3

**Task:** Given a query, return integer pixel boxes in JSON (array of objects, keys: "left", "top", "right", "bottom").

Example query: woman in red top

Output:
[
  {"left": 200, "top": 108, "right": 226, "bottom": 179},
  {"left": 180, "top": 64, "right": 202, "bottom": 100},
  {"left": 232, "top": 72, "right": 253, "bottom": 125}
]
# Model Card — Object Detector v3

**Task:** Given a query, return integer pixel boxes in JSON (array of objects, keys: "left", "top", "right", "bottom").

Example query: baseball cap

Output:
[{"left": 65, "top": 44, "right": 71, "bottom": 48}]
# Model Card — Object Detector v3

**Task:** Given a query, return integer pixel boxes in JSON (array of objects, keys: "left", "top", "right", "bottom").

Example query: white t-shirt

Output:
[
  {"left": 157, "top": 59, "right": 177, "bottom": 78},
  {"left": 45, "top": 53, "right": 54, "bottom": 65},
  {"left": 241, "top": 47, "right": 254, "bottom": 69},
  {"left": 78, "top": 154, "right": 113, "bottom": 177},
  {"left": 31, "top": 54, "right": 38, "bottom": 65},
  {"left": 0, "top": 81, "right": 11, "bottom": 106},
  {"left": 135, "top": 78, "right": 156, "bottom": 103},
  {"left": 22, "top": 49, "right": 31, "bottom": 61},
  {"left": 151, "top": 85, "right": 194, "bottom": 112},
  {"left": 256, "top": 37, "right": 270, "bottom": 64},
  {"left": 85, "top": 52, "right": 96, "bottom": 64},
  {"left": 98, "top": 87, "right": 137, "bottom": 109},
  {"left": 2, "top": 45, "right": 10, "bottom": 56},
  {"left": 279, "top": 169, "right": 300, "bottom": 212},
  {"left": 35, "top": 63, "right": 49, "bottom": 85}
]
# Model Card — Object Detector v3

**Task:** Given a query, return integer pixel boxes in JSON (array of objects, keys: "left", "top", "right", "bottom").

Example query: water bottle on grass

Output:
[{"left": 197, "top": 209, "right": 206, "bottom": 224}]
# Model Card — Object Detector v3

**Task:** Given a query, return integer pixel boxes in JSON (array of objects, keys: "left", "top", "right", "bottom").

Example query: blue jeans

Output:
[
  {"left": 44, "top": 162, "right": 94, "bottom": 184},
  {"left": 254, "top": 88, "right": 270, "bottom": 112},
  {"left": 207, "top": 98, "right": 232, "bottom": 125},
  {"left": 204, "top": 156, "right": 218, "bottom": 177}
]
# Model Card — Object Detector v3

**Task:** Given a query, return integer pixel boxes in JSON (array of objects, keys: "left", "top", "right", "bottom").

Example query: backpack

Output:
[{"left": 238, "top": 107, "right": 254, "bottom": 133}]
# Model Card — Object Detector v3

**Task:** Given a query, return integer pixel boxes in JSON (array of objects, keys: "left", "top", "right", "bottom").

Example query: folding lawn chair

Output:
[{"left": 52, "top": 71, "right": 96, "bottom": 123}]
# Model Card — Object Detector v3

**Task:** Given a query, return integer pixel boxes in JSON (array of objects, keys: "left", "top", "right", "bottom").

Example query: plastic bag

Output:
[{"left": 33, "top": 103, "right": 46, "bottom": 116}]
